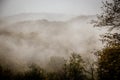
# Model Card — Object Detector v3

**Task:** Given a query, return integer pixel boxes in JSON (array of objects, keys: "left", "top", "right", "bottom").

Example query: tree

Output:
[
  {"left": 97, "top": 46, "right": 120, "bottom": 80},
  {"left": 23, "top": 64, "right": 46, "bottom": 80},
  {"left": 95, "top": 0, "right": 120, "bottom": 46},
  {"left": 64, "top": 53, "right": 86, "bottom": 80},
  {"left": 95, "top": 0, "right": 120, "bottom": 31},
  {"left": 95, "top": 0, "right": 120, "bottom": 80},
  {"left": 0, "top": 65, "right": 13, "bottom": 80}
]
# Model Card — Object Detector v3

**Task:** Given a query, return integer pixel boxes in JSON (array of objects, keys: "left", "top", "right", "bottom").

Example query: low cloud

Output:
[{"left": 0, "top": 14, "right": 102, "bottom": 72}]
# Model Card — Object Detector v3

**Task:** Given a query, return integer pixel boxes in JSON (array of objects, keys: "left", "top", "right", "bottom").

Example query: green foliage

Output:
[
  {"left": 46, "top": 72, "right": 64, "bottom": 80},
  {"left": 64, "top": 53, "right": 86, "bottom": 80},
  {"left": 23, "top": 64, "right": 46, "bottom": 80},
  {"left": 0, "top": 53, "right": 87, "bottom": 80},
  {"left": 0, "top": 64, "right": 46, "bottom": 80},
  {"left": 95, "top": 0, "right": 120, "bottom": 80},
  {"left": 97, "top": 46, "right": 120, "bottom": 80}
]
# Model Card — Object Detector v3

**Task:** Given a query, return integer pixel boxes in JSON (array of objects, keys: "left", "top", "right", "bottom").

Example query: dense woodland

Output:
[{"left": 0, "top": 0, "right": 120, "bottom": 80}]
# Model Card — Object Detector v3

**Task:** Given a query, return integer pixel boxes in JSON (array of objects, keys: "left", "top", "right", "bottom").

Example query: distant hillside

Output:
[
  {"left": 0, "top": 13, "right": 75, "bottom": 23},
  {"left": 0, "top": 13, "right": 96, "bottom": 26}
]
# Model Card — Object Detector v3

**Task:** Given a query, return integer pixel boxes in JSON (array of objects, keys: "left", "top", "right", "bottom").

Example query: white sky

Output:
[{"left": 0, "top": 0, "right": 103, "bottom": 17}]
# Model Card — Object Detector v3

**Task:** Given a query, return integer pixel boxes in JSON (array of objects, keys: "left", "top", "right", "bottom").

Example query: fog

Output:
[
  {"left": 0, "top": 14, "right": 103, "bottom": 72},
  {"left": 0, "top": 0, "right": 102, "bottom": 17}
]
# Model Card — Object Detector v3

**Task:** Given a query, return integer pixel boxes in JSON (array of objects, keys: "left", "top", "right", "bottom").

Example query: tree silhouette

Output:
[
  {"left": 64, "top": 53, "right": 86, "bottom": 80},
  {"left": 95, "top": 0, "right": 120, "bottom": 80}
]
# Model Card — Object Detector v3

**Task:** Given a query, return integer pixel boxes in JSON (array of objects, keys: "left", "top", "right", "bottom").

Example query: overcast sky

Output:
[{"left": 0, "top": 0, "right": 103, "bottom": 17}]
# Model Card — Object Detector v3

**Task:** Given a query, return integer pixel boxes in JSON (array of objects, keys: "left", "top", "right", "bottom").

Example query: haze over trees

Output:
[{"left": 0, "top": 0, "right": 120, "bottom": 80}]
